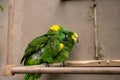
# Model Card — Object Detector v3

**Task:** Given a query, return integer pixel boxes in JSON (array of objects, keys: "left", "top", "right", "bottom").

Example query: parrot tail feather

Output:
[{"left": 24, "top": 74, "right": 42, "bottom": 80}]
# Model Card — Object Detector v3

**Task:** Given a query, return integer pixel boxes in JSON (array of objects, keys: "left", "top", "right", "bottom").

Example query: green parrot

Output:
[
  {"left": 53, "top": 31, "right": 78, "bottom": 63},
  {"left": 20, "top": 24, "right": 69, "bottom": 80}
]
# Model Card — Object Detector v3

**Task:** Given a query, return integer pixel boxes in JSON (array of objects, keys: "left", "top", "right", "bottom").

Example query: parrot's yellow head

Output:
[
  {"left": 50, "top": 24, "right": 60, "bottom": 31},
  {"left": 71, "top": 32, "right": 78, "bottom": 43},
  {"left": 59, "top": 43, "right": 64, "bottom": 51}
]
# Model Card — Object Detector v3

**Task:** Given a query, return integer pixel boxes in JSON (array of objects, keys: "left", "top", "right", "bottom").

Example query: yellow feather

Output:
[
  {"left": 59, "top": 43, "right": 64, "bottom": 51},
  {"left": 72, "top": 32, "right": 78, "bottom": 42},
  {"left": 50, "top": 24, "right": 60, "bottom": 31},
  {"left": 74, "top": 32, "right": 78, "bottom": 37}
]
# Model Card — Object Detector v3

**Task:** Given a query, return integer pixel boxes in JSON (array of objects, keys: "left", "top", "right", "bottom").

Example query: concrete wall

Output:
[{"left": 0, "top": 0, "right": 120, "bottom": 80}]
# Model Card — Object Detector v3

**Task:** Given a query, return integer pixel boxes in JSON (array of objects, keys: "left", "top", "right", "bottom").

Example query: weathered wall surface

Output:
[{"left": 0, "top": 0, "right": 120, "bottom": 80}]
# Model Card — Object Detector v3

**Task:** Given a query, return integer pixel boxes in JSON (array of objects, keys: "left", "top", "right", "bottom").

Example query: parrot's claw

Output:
[
  {"left": 42, "top": 63, "right": 50, "bottom": 67},
  {"left": 59, "top": 62, "right": 64, "bottom": 67},
  {"left": 46, "top": 64, "right": 50, "bottom": 67},
  {"left": 46, "top": 63, "right": 50, "bottom": 67}
]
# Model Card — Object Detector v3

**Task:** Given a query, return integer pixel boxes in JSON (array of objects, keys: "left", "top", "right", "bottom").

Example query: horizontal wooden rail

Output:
[
  {"left": 11, "top": 60, "right": 120, "bottom": 75},
  {"left": 65, "top": 60, "right": 120, "bottom": 67},
  {"left": 12, "top": 66, "right": 120, "bottom": 74},
  {"left": 2, "top": 60, "right": 120, "bottom": 76}
]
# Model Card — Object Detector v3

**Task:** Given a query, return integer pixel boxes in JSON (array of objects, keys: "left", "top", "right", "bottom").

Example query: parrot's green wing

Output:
[
  {"left": 20, "top": 34, "right": 49, "bottom": 80},
  {"left": 21, "top": 24, "right": 68, "bottom": 64},
  {"left": 20, "top": 34, "right": 49, "bottom": 64},
  {"left": 39, "top": 35, "right": 62, "bottom": 64},
  {"left": 24, "top": 35, "right": 62, "bottom": 65},
  {"left": 21, "top": 34, "right": 63, "bottom": 80},
  {"left": 22, "top": 35, "right": 64, "bottom": 80}
]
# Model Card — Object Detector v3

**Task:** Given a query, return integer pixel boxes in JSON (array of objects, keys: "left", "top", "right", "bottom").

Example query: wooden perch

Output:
[
  {"left": 2, "top": 60, "right": 120, "bottom": 76},
  {"left": 65, "top": 60, "right": 120, "bottom": 67},
  {"left": 12, "top": 66, "right": 120, "bottom": 74}
]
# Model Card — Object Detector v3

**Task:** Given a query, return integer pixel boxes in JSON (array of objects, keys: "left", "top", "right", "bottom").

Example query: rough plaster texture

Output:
[
  {"left": 97, "top": 0, "right": 120, "bottom": 59},
  {"left": 0, "top": 0, "right": 120, "bottom": 80}
]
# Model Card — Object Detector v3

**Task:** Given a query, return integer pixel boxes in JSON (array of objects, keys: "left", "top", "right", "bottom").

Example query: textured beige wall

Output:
[{"left": 0, "top": 0, "right": 120, "bottom": 80}]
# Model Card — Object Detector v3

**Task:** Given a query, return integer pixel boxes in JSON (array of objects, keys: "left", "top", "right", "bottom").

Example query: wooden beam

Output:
[
  {"left": 2, "top": 0, "right": 14, "bottom": 76},
  {"left": 12, "top": 66, "right": 120, "bottom": 74},
  {"left": 2, "top": 65, "right": 13, "bottom": 76},
  {"left": 7, "top": 0, "right": 14, "bottom": 65}
]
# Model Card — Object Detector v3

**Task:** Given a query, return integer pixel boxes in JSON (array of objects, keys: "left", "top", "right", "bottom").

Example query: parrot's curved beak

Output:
[{"left": 77, "top": 37, "right": 79, "bottom": 43}]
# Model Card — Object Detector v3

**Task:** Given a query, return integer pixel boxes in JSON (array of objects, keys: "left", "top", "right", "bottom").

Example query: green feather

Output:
[
  {"left": 24, "top": 74, "right": 42, "bottom": 80},
  {"left": 20, "top": 34, "right": 48, "bottom": 64}
]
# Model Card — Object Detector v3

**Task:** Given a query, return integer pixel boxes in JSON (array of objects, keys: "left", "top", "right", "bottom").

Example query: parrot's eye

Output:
[
  {"left": 65, "top": 35, "right": 68, "bottom": 39},
  {"left": 64, "top": 35, "right": 68, "bottom": 41}
]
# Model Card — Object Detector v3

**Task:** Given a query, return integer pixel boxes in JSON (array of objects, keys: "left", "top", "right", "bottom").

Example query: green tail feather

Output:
[{"left": 24, "top": 74, "right": 42, "bottom": 80}]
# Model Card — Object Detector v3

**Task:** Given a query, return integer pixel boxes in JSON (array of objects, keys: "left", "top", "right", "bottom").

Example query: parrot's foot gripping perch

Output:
[
  {"left": 41, "top": 62, "right": 65, "bottom": 67},
  {"left": 59, "top": 62, "right": 65, "bottom": 67},
  {"left": 42, "top": 63, "right": 50, "bottom": 67}
]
